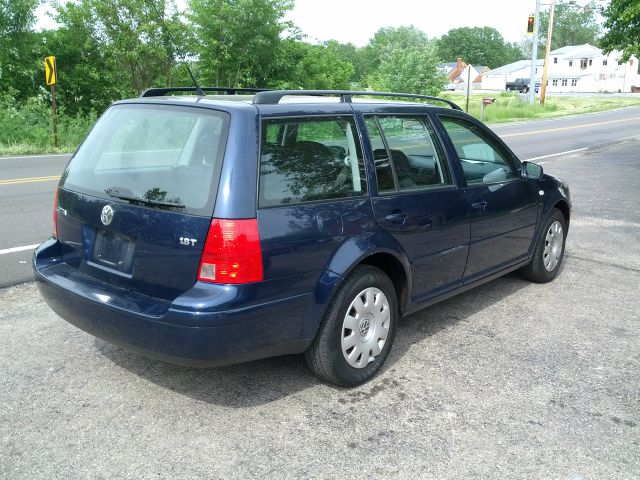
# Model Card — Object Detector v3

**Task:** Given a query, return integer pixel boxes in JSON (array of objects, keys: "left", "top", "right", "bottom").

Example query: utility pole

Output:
[
  {"left": 540, "top": 0, "right": 555, "bottom": 106},
  {"left": 529, "top": 0, "right": 541, "bottom": 104}
]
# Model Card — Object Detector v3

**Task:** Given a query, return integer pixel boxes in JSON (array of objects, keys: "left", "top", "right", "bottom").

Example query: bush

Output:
[{"left": 0, "top": 91, "right": 96, "bottom": 154}]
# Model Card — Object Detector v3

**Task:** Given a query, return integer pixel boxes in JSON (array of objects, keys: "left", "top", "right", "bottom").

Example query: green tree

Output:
[
  {"left": 323, "top": 40, "right": 366, "bottom": 84},
  {"left": 43, "top": 2, "right": 126, "bottom": 115},
  {"left": 437, "top": 27, "right": 524, "bottom": 68},
  {"left": 272, "top": 40, "right": 355, "bottom": 89},
  {"left": 188, "top": 0, "right": 293, "bottom": 87},
  {"left": 361, "top": 26, "right": 445, "bottom": 95},
  {"left": 538, "top": 0, "right": 601, "bottom": 50},
  {"left": 51, "top": 0, "right": 185, "bottom": 98},
  {"left": 0, "top": 0, "right": 42, "bottom": 98},
  {"left": 361, "top": 25, "right": 430, "bottom": 77},
  {"left": 600, "top": 0, "right": 640, "bottom": 62}
]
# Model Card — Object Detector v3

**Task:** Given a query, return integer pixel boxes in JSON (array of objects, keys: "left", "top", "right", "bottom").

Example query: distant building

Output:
[
  {"left": 481, "top": 44, "right": 640, "bottom": 93},
  {"left": 438, "top": 58, "right": 488, "bottom": 90}
]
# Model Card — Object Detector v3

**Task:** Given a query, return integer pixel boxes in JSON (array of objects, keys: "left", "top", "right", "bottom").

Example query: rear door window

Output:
[
  {"left": 366, "top": 115, "right": 452, "bottom": 192},
  {"left": 259, "top": 116, "right": 366, "bottom": 207},
  {"left": 60, "top": 104, "right": 229, "bottom": 216}
]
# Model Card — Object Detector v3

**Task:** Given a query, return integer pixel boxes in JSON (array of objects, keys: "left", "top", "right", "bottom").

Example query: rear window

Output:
[
  {"left": 259, "top": 116, "right": 366, "bottom": 207},
  {"left": 60, "top": 104, "right": 229, "bottom": 216}
]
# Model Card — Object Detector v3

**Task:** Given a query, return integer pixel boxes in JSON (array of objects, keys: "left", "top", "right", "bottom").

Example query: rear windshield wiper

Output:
[{"left": 105, "top": 187, "right": 185, "bottom": 209}]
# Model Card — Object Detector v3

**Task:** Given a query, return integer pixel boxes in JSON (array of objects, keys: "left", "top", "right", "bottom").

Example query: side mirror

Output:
[{"left": 522, "top": 161, "right": 543, "bottom": 180}]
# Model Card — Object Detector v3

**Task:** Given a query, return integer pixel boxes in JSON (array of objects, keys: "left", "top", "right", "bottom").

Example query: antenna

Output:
[{"left": 148, "top": 1, "right": 205, "bottom": 96}]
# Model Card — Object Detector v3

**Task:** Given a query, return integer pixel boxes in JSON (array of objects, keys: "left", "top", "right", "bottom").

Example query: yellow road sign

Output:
[{"left": 44, "top": 56, "right": 57, "bottom": 86}]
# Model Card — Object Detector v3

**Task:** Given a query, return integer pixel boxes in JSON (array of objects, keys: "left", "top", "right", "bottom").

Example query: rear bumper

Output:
[{"left": 34, "top": 241, "right": 313, "bottom": 367}]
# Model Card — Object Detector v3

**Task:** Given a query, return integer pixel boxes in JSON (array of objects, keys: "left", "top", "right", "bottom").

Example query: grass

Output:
[
  {"left": 0, "top": 92, "right": 95, "bottom": 157},
  {"left": 0, "top": 143, "right": 76, "bottom": 156},
  {"left": 440, "top": 91, "right": 640, "bottom": 124},
  {"left": 1, "top": 92, "right": 639, "bottom": 157}
]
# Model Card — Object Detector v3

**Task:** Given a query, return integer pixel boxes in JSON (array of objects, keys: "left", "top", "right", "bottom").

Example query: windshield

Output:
[{"left": 60, "top": 104, "right": 230, "bottom": 216}]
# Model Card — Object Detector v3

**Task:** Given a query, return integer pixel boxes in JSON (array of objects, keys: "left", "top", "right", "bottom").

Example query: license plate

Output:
[{"left": 92, "top": 230, "right": 135, "bottom": 273}]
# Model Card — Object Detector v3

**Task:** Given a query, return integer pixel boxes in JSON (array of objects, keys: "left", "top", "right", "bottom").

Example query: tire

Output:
[
  {"left": 305, "top": 265, "right": 398, "bottom": 387},
  {"left": 521, "top": 208, "right": 567, "bottom": 283}
]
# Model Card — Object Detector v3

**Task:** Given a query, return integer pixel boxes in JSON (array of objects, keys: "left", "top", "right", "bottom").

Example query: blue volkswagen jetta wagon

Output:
[{"left": 34, "top": 88, "right": 571, "bottom": 386}]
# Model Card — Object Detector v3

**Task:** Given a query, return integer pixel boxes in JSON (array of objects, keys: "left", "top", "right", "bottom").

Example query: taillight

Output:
[
  {"left": 197, "top": 218, "right": 263, "bottom": 284},
  {"left": 53, "top": 188, "right": 59, "bottom": 237}
]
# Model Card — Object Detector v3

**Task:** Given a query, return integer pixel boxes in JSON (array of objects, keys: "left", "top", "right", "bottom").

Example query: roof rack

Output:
[
  {"left": 252, "top": 90, "right": 462, "bottom": 110},
  {"left": 140, "top": 87, "right": 271, "bottom": 98}
]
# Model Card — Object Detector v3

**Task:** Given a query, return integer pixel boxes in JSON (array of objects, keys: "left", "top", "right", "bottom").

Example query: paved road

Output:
[
  {"left": 1, "top": 137, "right": 638, "bottom": 479},
  {"left": 0, "top": 154, "right": 70, "bottom": 287},
  {"left": 0, "top": 107, "right": 639, "bottom": 286}
]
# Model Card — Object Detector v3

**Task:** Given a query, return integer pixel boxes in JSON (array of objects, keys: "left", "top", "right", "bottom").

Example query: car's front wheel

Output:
[
  {"left": 305, "top": 265, "right": 398, "bottom": 387},
  {"left": 521, "top": 208, "right": 567, "bottom": 283}
]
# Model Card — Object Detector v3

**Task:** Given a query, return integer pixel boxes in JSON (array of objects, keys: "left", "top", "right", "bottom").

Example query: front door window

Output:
[{"left": 438, "top": 116, "right": 518, "bottom": 185}]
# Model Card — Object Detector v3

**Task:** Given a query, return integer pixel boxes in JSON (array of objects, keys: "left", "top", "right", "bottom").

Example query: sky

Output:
[
  {"left": 35, "top": 0, "right": 594, "bottom": 46},
  {"left": 284, "top": 0, "right": 538, "bottom": 45}
]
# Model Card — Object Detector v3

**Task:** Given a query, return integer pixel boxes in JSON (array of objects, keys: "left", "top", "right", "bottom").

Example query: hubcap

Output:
[
  {"left": 543, "top": 220, "right": 564, "bottom": 272},
  {"left": 341, "top": 287, "right": 390, "bottom": 369}
]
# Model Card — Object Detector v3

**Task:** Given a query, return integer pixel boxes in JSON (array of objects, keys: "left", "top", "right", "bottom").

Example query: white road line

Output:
[
  {"left": 0, "top": 244, "right": 39, "bottom": 255},
  {"left": 524, "top": 147, "right": 588, "bottom": 164}
]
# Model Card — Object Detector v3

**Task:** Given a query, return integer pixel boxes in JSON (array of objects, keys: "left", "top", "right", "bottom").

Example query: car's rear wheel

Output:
[
  {"left": 305, "top": 265, "right": 397, "bottom": 387},
  {"left": 521, "top": 208, "right": 567, "bottom": 283}
]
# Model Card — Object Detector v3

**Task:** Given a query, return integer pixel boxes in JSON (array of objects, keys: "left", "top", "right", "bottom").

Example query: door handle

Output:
[
  {"left": 384, "top": 212, "right": 408, "bottom": 224},
  {"left": 471, "top": 200, "right": 488, "bottom": 210}
]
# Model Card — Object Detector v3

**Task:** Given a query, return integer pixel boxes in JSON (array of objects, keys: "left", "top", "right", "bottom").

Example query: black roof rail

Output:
[
  {"left": 140, "top": 87, "right": 272, "bottom": 97},
  {"left": 252, "top": 89, "right": 462, "bottom": 110}
]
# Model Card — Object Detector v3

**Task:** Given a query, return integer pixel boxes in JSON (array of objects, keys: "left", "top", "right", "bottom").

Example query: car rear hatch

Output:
[{"left": 53, "top": 103, "right": 230, "bottom": 302}]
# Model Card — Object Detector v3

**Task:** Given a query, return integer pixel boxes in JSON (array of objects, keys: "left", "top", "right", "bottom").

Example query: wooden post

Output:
[
  {"left": 51, "top": 84, "right": 59, "bottom": 148},
  {"left": 465, "top": 66, "right": 471, "bottom": 113},
  {"left": 540, "top": 0, "right": 555, "bottom": 106}
]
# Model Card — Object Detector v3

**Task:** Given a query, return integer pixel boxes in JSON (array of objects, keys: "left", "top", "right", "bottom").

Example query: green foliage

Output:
[
  {"left": 188, "top": 0, "right": 293, "bottom": 87},
  {"left": 50, "top": 0, "right": 185, "bottom": 96},
  {"left": 272, "top": 40, "right": 355, "bottom": 89},
  {"left": 360, "top": 25, "right": 430, "bottom": 77},
  {"left": 437, "top": 27, "right": 524, "bottom": 68},
  {"left": 0, "top": 0, "right": 43, "bottom": 99},
  {"left": 0, "top": 89, "right": 96, "bottom": 152},
  {"left": 538, "top": 1, "right": 601, "bottom": 50},
  {"left": 42, "top": 3, "right": 126, "bottom": 115},
  {"left": 365, "top": 26, "right": 445, "bottom": 95},
  {"left": 368, "top": 44, "right": 446, "bottom": 96},
  {"left": 600, "top": 0, "right": 640, "bottom": 62}
]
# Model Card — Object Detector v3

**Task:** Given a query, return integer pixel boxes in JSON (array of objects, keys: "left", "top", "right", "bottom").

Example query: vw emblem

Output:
[
  {"left": 100, "top": 205, "right": 114, "bottom": 226},
  {"left": 359, "top": 318, "right": 370, "bottom": 337}
]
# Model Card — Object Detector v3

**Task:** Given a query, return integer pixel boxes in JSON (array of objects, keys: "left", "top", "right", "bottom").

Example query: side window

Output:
[
  {"left": 439, "top": 116, "right": 518, "bottom": 185},
  {"left": 259, "top": 117, "right": 366, "bottom": 207},
  {"left": 373, "top": 116, "right": 451, "bottom": 192},
  {"left": 366, "top": 115, "right": 451, "bottom": 193}
]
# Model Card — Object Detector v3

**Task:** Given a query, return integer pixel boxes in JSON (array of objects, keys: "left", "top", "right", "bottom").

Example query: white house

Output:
[{"left": 481, "top": 44, "right": 640, "bottom": 93}]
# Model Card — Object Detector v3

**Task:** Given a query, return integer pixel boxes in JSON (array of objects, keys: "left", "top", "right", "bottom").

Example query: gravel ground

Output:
[{"left": 1, "top": 140, "right": 638, "bottom": 479}]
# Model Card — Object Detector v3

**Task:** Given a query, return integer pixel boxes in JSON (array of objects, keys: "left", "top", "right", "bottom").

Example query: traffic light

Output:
[{"left": 527, "top": 15, "right": 535, "bottom": 34}]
